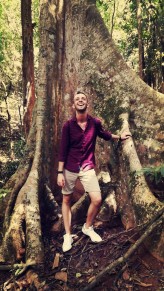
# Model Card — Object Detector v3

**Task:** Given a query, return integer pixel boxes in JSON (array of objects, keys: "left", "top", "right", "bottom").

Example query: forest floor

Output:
[{"left": 1, "top": 217, "right": 163, "bottom": 291}]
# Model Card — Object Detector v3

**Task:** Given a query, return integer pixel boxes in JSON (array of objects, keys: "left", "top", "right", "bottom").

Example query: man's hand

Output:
[
  {"left": 57, "top": 173, "right": 65, "bottom": 187},
  {"left": 120, "top": 133, "right": 132, "bottom": 141}
]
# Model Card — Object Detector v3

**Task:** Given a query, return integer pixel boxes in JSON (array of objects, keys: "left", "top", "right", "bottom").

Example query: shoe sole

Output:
[
  {"left": 63, "top": 245, "right": 72, "bottom": 252},
  {"left": 62, "top": 239, "right": 73, "bottom": 252},
  {"left": 82, "top": 229, "right": 102, "bottom": 243}
]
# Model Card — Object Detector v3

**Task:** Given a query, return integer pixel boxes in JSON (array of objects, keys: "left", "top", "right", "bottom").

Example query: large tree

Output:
[{"left": 0, "top": 0, "right": 163, "bottom": 288}]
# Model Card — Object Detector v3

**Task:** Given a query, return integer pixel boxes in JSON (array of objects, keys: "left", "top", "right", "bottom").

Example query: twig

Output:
[
  {"left": 113, "top": 264, "right": 127, "bottom": 288},
  {"left": 81, "top": 213, "right": 164, "bottom": 291},
  {"left": 0, "top": 263, "right": 25, "bottom": 271}
]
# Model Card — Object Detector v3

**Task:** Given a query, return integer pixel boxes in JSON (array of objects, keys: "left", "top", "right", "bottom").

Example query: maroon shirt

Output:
[{"left": 59, "top": 115, "right": 112, "bottom": 173}]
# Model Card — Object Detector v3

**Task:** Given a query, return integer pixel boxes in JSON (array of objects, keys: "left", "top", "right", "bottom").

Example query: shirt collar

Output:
[{"left": 72, "top": 114, "right": 91, "bottom": 122}]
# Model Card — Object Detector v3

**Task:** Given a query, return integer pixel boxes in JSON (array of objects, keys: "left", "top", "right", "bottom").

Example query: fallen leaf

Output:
[
  {"left": 61, "top": 267, "right": 67, "bottom": 272},
  {"left": 5, "top": 283, "right": 15, "bottom": 290},
  {"left": 52, "top": 253, "right": 60, "bottom": 269},
  {"left": 55, "top": 271, "right": 67, "bottom": 282},
  {"left": 88, "top": 276, "right": 95, "bottom": 283},
  {"left": 123, "top": 269, "right": 130, "bottom": 281}
]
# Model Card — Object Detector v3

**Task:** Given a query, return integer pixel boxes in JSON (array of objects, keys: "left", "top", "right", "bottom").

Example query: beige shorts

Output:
[{"left": 62, "top": 168, "right": 101, "bottom": 195}]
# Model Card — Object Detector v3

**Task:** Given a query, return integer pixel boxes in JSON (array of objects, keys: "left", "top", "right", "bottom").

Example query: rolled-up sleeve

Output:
[
  {"left": 95, "top": 118, "right": 112, "bottom": 140},
  {"left": 58, "top": 121, "right": 70, "bottom": 163}
]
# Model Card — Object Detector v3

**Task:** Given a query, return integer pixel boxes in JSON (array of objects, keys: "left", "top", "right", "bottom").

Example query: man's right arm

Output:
[
  {"left": 57, "top": 121, "right": 70, "bottom": 187},
  {"left": 57, "top": 161, "right": 65, "bottom": 187}
]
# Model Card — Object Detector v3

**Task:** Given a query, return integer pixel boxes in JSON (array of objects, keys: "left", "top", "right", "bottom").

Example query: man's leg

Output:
[
  {"left": 85, "top": 191, "right": 102, "bottom": 228},
  {"left": 62, "top": 194, "right": 73, "bottom": 234},
  {"left": 61, "top": 169, "right": 77, "bottom": 252},
  {"left": 80, "top": 169, "right": 102, "bottom": 242},
  {"left": 62, "top": 194, "right": 73, "bottom": 252},
  {"left": 82, "top": 191, "right": 102, "bottom": 242}
]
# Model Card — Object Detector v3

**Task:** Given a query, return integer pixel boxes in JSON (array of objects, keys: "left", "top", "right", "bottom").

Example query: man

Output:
[{"left": 57, "top": 91, "right": 130, "bottom": 252}]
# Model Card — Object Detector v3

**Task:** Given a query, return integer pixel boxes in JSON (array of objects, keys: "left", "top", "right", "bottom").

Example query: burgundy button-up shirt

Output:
[{"left": 59, "top": 115, "right": 112, "bottom": 173}]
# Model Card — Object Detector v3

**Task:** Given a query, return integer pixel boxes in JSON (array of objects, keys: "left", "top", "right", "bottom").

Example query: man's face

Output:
[{"left": 73, "top": 93, "right": 88, "bottom": 113}]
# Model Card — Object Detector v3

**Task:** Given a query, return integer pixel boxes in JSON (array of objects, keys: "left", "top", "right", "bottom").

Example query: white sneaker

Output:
[
  {"left": 82, "top": 224, "right": 102, "bottom": 242},
  {"left": 62, "top": 234, "right": 73, "bottom": 252}
]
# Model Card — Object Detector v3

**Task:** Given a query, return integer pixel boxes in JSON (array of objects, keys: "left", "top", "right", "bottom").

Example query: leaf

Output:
[
  {"left": 4, "top": 283, "right": 14, "bottom": 290},
  {"left": 88, "top": 276, "right": 95, "bottom": 283},
  {"left": 122, "top": 269, "right": 130, "bottom": 281},
  {"left": 55, "top": 271, "right": 67, "bottom": 282},
  {"left": 52, "top": 253, "right": 60, "bottom": 269},
  {"left": 138, "top": 164, "right": 164, "bottom": 184},
  {"left": 154, "top": 169, "right": 161, "bottom": 184}
]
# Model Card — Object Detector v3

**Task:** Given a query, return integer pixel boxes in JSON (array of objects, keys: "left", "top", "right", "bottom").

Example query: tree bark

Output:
[{"left": 21, "top": 0, "right": 35, "bottom": 137}]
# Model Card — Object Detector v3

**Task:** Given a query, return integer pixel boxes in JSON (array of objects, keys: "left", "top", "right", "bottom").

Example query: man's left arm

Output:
[{"left": 95, "top": 118, "right": 131, "bottom": 141}]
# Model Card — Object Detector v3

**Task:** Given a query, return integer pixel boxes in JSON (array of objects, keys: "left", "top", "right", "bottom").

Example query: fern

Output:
[{"left": 140, "top": 164, "right": 164, "bottom": 184}]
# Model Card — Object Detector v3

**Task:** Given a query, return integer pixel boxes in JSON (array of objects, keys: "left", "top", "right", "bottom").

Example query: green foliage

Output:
[
  {"left": 123, "top": 0, "right": 164, "bottom": 88},
  {"left": 13, "top": 138, "right": 26, "bottom": 159},
  {"left": 32, "top": 0, "right": 39, "bottom": 66},
  {"left": 0, "top": 0, "right": 22, "bottom": 108},
  {"left": 0, "top": 188, "right": 9, "bottom": 199},
  {"left": 96, "top": 0, "right": 164, "bottom": 90},
  {"left": 0, "top": 32, "right": 4, "bottom": 63},
  {"left": 0, "top": 1, "right": 22, "bottom": 69},
  {"left": 0, "top": 136, "right": 25, "bottom": 187},
  {"left": 0, "top": 3, "right": 4, "bottom": 63},
  {"left": 140, "top": 164, "right": 164, "bottom": 184},
  {"left": 96, "top": 0, "right": 112, "bottom": 27},
  {"left": 0, "top": 0, "right": 39, "bottom": 187},
  {"left": 0, "top": 160, "right": 19, "bottom": 186}
]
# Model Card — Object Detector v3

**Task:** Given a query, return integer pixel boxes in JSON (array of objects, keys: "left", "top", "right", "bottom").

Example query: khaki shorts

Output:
[{"left": 62, "top": 168, "right": 101, "bottom": 195}]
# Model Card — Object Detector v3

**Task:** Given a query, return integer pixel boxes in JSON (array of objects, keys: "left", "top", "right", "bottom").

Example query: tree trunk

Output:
[
  {"left": 1, "top": 0, "right": 164, "bottom": 271},
  {"left": 21, "top": 0, "right": 35, "bottom": 137},
  {"left": 136, "top": 0, "right": 144, "bottom": 79}
]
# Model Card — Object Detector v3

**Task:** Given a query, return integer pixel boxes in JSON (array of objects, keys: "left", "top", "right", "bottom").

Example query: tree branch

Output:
[{"left": 81, "top": 212, "right": 164, "bottom": 291}]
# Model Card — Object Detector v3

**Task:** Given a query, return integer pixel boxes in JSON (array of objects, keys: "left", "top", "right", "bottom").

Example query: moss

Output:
[
  {"left": 133, "top": 204, "right": 148, "bottom": 224},
  {"left": 132, "top": 129, "right": 147, "bottom": 141},
  {"left": 133, "top": 200, "right": 162, "bottom": 225},
  {"left": 87, "top": 0, "right": 96, "bottom": 4},
  {"left": 80, "top": 50, "right": 91, "bottom": 60},
  {"left": 89, "top": 74, "right": 129, "bottom": 131},
  {"left": 160, "top": 122, "right": 164, "bottom": 130},
  {"left": 94, "top": 94, "right": 126, "bottom": 131},
  {"left": 72, "top": 4, "right": 82, "bottom": 17}
]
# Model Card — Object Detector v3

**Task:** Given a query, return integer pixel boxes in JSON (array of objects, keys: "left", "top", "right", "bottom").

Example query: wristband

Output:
[{"left": 57, "top": 171, "right": 63, "bottom": 174}]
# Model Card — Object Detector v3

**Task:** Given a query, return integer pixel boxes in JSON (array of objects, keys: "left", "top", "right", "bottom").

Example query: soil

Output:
[{"left": 1, "top": 218, "right": 163, "bottom": 291}]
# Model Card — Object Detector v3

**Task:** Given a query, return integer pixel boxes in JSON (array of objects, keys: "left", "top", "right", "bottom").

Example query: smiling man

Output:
[{"left": 57, "top": 91, "right": 130, "bottom": 252}]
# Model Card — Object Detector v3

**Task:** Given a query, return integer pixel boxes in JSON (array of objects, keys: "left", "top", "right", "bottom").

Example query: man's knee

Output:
[
  {"left": 90, "top": 192, "right": 102, "bottom": 206},
  {"left": 62, "top": 194, "right": 72, "bottom": 205}
]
